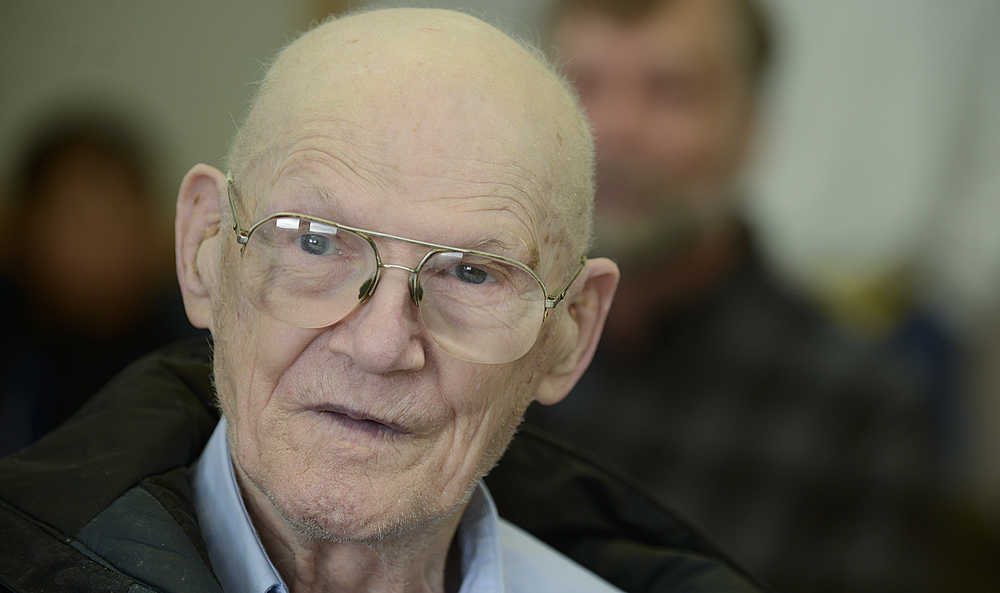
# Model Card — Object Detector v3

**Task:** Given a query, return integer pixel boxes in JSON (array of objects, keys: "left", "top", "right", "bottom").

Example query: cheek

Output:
[
  {"left": 443, "top": 363, "right": 534, "bottom": 422},
  {"left": 212, "top": 295, "right": 323, "bottom": 451},
  {"left": 434, "top": 363, "right": 539, "bottom": 476}
]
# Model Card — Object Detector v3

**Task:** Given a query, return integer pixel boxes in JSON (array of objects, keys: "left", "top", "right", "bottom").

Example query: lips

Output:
[{"left": 309, "top": 404, "right": 410, "bottom": 436}]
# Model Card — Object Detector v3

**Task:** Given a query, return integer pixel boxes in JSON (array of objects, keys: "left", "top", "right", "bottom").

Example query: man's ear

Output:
[
  {"left": 175, "top": 164, "right": 227, "bottom": 331},
  {"left": 535, "top": 257, "right": 620, "bottom": 406}
]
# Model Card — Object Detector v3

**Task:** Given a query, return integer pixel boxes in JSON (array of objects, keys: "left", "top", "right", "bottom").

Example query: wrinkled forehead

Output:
[
  {"left": 255, "top": 162, "right": 544, "bottom": 271},
  {"left": 238, "top": 15, "right": 576, "bottom": 270},
  {"left": 253, "top": 94, "right": 545, "bottom": 259},
  {"left": 271, "top": 71, "right": 545, "bottom": 183},
  {"left": 262, "top": 25, "right": 561, "bottom": 175}
]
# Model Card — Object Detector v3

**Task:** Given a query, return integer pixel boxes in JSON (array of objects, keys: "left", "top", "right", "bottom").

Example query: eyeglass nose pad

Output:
[
  {"left": 358, "top": 275, "right": 377, "bottom": 302},
  {"left": 409, "top": 273, "right": 423, "bottom": 305}
]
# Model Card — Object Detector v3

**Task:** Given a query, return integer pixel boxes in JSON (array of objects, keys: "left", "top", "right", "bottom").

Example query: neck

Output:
[
  {"left": 602, "top": 221, "right": 743, "bottom": 351},
  {"left": 236, "top": 466, "right": 465, "bottom": 593}
]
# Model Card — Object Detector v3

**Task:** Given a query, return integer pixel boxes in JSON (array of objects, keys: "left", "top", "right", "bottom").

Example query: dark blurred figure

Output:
[
  {"left": 0, "top": 112, "right": 202, "bottom": 456},
  {"left": 527, "top": 1, "right": 947, "bottom": 592}
]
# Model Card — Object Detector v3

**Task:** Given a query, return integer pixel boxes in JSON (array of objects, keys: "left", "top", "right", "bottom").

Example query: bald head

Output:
[{"left": 227, "top": 8, "right": 595, "bottom": 262}]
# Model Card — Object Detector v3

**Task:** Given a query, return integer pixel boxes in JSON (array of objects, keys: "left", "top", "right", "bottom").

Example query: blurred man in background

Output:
[
  {"left": 527, "top": 1, "right": 941, "bottom": 592},
  {"left": 0, "top": 113, "right": 200, "bottom": 456}
]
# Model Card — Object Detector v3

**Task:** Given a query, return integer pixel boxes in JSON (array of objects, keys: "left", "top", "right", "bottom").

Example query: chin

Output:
[
  {"left": 287, "top": 503, "right": 457, "bottom": 545},
  {"left": 258, "top": 465, "right": 467, "bottom": 545}
]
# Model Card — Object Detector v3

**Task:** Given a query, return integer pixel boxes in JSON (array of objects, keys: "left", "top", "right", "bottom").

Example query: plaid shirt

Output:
[{"left": 527, "top": 238, "right": 940, "bottom": 593}]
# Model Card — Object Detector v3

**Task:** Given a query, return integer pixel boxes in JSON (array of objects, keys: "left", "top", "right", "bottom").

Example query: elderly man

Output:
[{"left": 0, "top": 8, "right": 764, "bottom": 593}]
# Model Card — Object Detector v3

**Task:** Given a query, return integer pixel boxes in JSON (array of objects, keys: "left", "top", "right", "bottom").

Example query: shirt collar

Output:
[
  {"left": 192, "top": 418, "right": 507, "bottom": 593},
  {"left": 456, "top": 481, "right": 507, "bottom": 593},
  {"left": 193, "top": 417, "right": 287, "bottom": 593}
]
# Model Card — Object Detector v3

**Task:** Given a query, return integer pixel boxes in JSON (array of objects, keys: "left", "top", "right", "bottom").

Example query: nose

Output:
[{"left": 326, "top": 266, "right": 426, "bottom": 374}]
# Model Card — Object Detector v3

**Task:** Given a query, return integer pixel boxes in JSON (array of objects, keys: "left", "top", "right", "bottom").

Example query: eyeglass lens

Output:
[{"left": 241, "top": 215, "right": 545, "bottom": 363}]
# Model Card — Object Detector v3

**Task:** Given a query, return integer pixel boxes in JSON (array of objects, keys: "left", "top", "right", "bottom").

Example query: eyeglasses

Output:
[{"left": 226, "top": 174, "right": 586, "bottom": 364}]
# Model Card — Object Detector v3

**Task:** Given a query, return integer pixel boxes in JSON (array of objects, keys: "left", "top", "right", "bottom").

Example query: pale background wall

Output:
[
  {"left": 750, "top": 0, "right": 1000, "bottom": 334},
  {"left": 3, "top": 0, "right": 999, "bottom": 499},
  {"left": 0, "top": 0, "right": 313, "bottom": 207}
]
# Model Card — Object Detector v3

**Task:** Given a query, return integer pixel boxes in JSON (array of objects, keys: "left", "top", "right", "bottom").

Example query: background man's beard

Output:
[{"left": 593, "top": 162, "right": 741, "bottom": 269}]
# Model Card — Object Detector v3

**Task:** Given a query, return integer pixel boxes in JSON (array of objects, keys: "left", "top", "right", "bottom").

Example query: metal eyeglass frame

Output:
[{"left": 226, "top": 173, "right": 586, "bottom": 323}]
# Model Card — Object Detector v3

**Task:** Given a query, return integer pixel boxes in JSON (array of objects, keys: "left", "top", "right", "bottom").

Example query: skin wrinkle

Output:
[
  {"left": 411, "top": 162, "right": 542, "bottom": 207},
  {"left": 257, "top": 153, "right": 543, "bottom": 270},
  {"left": 465, "top": 401, "right": 515, "bottom": 484},
  {"left": 437, "top": 392, "right": 486, "bottom": 488},
  {"left": 425, "top": 200, "right": 538, "bottom": 251},
  {"left": 235, "top": 114, "right": 390, "bottom": 221},
  {"left": 275, "top": 137, "right": 397, "bottom": 194},
  {"left": 333, "top": 163, "right": 540, "bottom": 250},
  {"left": 280, "top": 149, "right": 387, "bottom": 197},
  {"left": 430, "top": 202, "right": 540, "bottom": 271}
]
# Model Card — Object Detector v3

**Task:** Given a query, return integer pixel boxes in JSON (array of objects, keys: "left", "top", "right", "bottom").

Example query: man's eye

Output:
[
  {"left": 298, "top": 233, "right": 336, "bottom": 255},
  {"left": 452, "top": 264, "right": 493, "bottom": 285}
]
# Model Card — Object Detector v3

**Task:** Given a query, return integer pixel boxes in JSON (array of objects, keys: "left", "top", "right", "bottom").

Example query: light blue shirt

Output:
[{"left": 193, "top": 419, "right": 623, "bottom": 593}]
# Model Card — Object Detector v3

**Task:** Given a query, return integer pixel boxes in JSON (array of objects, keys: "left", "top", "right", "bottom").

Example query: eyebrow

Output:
[{"left": 470, "top": 238, "right": 539, "bottom": 270}]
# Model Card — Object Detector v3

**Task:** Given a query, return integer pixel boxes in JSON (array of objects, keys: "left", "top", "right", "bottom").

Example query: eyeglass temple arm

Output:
[
  {"left": 225, "top": 172, "right": 249, "bottom": 246},
  {"left": 544, "top": 255, "right": 587, "bottom": 310}
]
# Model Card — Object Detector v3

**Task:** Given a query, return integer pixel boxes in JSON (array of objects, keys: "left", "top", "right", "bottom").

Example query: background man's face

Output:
[
  {"left": 212, "top": 86, "right": 566, "bottom": 543},
  {"left": 554, "top": 0, "right": 755, "bottom": 263}
]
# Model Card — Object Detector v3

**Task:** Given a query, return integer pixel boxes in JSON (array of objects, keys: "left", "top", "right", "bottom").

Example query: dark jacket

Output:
[{"left": 0, "top": 339, "right": 762, "bottom": 593}]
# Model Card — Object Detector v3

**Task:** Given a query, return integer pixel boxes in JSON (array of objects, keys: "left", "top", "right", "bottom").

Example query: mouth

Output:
[{"left": 309, "top": 405, "right": 410, "bottom": 437}]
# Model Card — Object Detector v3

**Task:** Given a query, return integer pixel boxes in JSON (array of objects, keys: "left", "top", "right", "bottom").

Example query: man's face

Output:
[
  {"left": 25, "top": 145, "right": 156, "bottom": 332},
  {"left": 211, "top": 92, "right": 568, "bottom": 543},
  {"left": 554, "top": 0, "right": 755, "bottom": 263}
]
